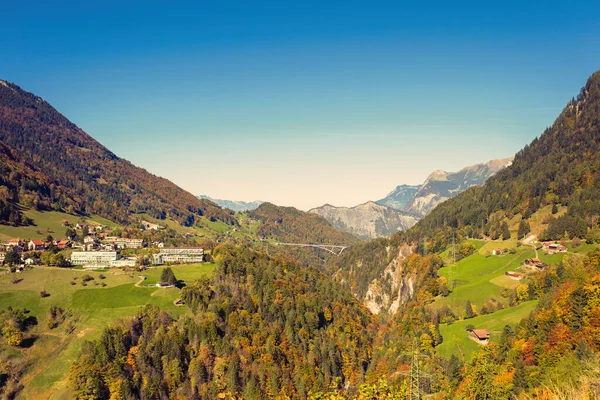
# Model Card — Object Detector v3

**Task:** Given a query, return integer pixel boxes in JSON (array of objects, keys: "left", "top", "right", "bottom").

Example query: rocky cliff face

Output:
[
  {"left": 308, "top": 201, "right": 418, "bottom": 240},
  {"left": 336, "top": 243, "right": 415, "bottom": 314}
]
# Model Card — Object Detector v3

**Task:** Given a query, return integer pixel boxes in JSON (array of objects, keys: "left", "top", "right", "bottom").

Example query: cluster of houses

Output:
[
  {"left": 524, "top": 257, "right": 548, "bottom": 271},
  {"left": 0, "top": 234, "right": 144, "bottom": 256},
  {"left": 492, "top": 248, "right": 509, "bottom": 256},
  {"left": 1, "top": 234, "right": 204, "bottom": 270},
  {"left": 0, "top": 238, "right": 73, "bottom": 266},
  {"left": 70, "top": 247, "right": 204, "bottom": 269},
  {"left": 3, "top": 238, "right": 72, "bottom": 253}
]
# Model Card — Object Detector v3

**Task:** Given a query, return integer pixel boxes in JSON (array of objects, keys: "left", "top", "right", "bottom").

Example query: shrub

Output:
[{"left": 40, "top": 290, "right": 50, "bottom": 298}]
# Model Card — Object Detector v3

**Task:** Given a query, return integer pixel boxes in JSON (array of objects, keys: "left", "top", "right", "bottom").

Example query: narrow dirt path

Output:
[{"left": 134, "top": 275, "right": 146, "bottom": 287}]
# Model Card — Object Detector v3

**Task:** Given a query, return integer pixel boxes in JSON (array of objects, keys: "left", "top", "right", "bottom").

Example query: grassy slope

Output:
[
  {"left": 437, "top": 300, "right": 538, "bottom": 360},
  {"left": 435, "top": 243, "right": 534, "bottom": 316},
  {"left": 138, "top": 212, "right": 234, "bottom": 241},
  {"left": 433, "top": 236, "right": 597, "bottom": 360},
  {"left": 0, "top": 210, "right": 119, "bottom": 242},
  {"left": 0, "top": 264, "right": 215, "bottom": 399}
]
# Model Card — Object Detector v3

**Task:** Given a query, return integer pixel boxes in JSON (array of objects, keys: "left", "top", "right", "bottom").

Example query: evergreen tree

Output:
[
  {"left": 498, "top": 324, "right": 514, "bottom": 361},
  {"left": 502, "top": 221, "right": 511, "bottom": 240},
  {"left": 161, "top": 267, "right": 178, "bottom": 286},
  {"left": 465, "top": 300, "right": 474, "bottom": 319},
  {"left": 517, "top": 219, "right": 530, "bottom": 239},
  {"left": 447, "top": 354, "right": 462, "bottom": 382},
  {"left": 512, "top": 356, "right": 527, "bottom": 394},
  {"left": 551, "top": 203, "right": 558, "bottom": 214},
  {"left": 567, "top": 287, "right": 586, "bottom": 333}
]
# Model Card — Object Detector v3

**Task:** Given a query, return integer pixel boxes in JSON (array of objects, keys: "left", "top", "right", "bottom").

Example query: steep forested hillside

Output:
[
  {"left": 403, "top": 71, "right": 600, "bottom": 252},
  {"left": 250, "top": 203, "right": 357, "bottom": 245},
  {"left": 248, "top": 203, "right": 359, "bottom": 267},
  {"left": 0, "top": 80, "right": 235, "bottom": 227},
  {"left": 0, "top": 141, "right": 53, "bottom": 225},
  {"left": 69, "top": 245, "right": 377, "bottom": 399}
]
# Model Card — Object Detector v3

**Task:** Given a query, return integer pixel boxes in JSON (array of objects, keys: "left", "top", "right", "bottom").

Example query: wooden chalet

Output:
[
  {"left": 470, "top": 329, "right": 490, "bottom": 341},
  {"left": 524, "top": 257, "right": 547, "bottom": 270}
]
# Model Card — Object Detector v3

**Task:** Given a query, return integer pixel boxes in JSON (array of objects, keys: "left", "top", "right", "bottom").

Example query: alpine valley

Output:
[{"left": 0, "top": 68, "right": 600, "bottom": 400}]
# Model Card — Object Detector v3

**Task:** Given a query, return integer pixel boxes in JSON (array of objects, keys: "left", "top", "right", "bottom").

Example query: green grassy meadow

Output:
[
  {"left": 437, "top": 300, "right": 538, "bottom": 360},
  {"left": 435, "top": 245, "right": 534, "bottom": 316},
  {"left": 433, "top": 236, "right": 598, "bottom": 360},
  {"left": 138, "top": 212, "right": 235, "bottom": 241},
  {"left": 0, "top": 263, "right": 215, "bottom": 399},
  {"left": 0, "top": 209, "right": 122, "bottom": 242}
]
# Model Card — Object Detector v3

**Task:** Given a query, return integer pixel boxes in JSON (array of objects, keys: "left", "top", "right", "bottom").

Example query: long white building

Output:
[
  {"left": 153, "top": 247, "right": 204, "bottom": 264},
  {"left": 70, "top": 251, "right": 118, "bottom": 269}
]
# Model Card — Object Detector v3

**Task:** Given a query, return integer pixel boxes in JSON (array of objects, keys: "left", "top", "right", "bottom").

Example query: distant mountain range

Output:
[
  {"left": 311, "top": 157, "right": 513, "bottom": 239},
  {"left": 198, "top": 195, "right": 263, "bottom": 212},
  {"left": 309, "top": 202, "right": 418, "bottom": 240},
  {"left": 385, "top": 157, "right": 514, "bottom": 217}
]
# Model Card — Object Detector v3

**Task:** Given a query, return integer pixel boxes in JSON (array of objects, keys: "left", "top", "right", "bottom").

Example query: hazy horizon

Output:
[{"left": 3, "top": 1, "right": 600, "bottom": 210}]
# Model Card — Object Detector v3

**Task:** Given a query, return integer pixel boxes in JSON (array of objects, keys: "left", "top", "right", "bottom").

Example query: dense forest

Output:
[
  {"left": 0, "top": 81, "right": 235, "bottom": 227},
  {"left": 0, "top": 141, "right": 50, "bottom": 225},
  {"left": 69, "top": 245, "right": 377, "bottom": 399},
  {"left": 69, "top": 242, "right": 600, "bottom": 399}
]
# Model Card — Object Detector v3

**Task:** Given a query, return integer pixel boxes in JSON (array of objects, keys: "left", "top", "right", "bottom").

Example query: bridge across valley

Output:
[{"left": 275, "top": 242, "right": 348, "bottom": 256}]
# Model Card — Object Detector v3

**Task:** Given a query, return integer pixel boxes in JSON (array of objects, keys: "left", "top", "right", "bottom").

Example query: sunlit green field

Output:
[
  {"left": 0, "top": 263, "right": 215, "bottom": 399},
  {"left": 433, "top": 236, "right": 597, "bottom": 361},
  {"left": 434, "top": 246, "right": 534, "bottom": 316},
  {"left": 0, "top": 210, "right": 117, "bottom": 242},
  {"left": 437, "top": 300, "right": 538, "bottom": 360}
]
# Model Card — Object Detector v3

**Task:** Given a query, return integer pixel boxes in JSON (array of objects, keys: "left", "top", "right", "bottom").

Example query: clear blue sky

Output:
[{"left": 3, "top": 1, "right": 600, "bottom": 209}]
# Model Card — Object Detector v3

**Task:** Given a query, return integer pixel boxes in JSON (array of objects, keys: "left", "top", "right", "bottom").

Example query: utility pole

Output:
[
  {"left": 450, "top": 233, "right": 456, "bottom": 291},
  {"left": 409, "top": 347, "right": 421, "bottom": 400}
]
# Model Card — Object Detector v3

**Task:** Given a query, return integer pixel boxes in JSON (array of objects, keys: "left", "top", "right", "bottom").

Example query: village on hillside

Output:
[{"left": 0, "top": 220, "right": 205, "bottom": 271}]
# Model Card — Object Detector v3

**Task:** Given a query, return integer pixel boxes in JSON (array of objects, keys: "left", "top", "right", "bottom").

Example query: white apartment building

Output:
[
  {"left": 105, "top": 237, "right": 145, "bottom": 249},
  {"left": 70, "top": 251, "right": 118, "bottom": 269},
  {"left": 110, "top": 258, "right": 137, "bottom": 268},
  {"left": 153, "top": 247, "right": 204, "bottom": 264}
]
